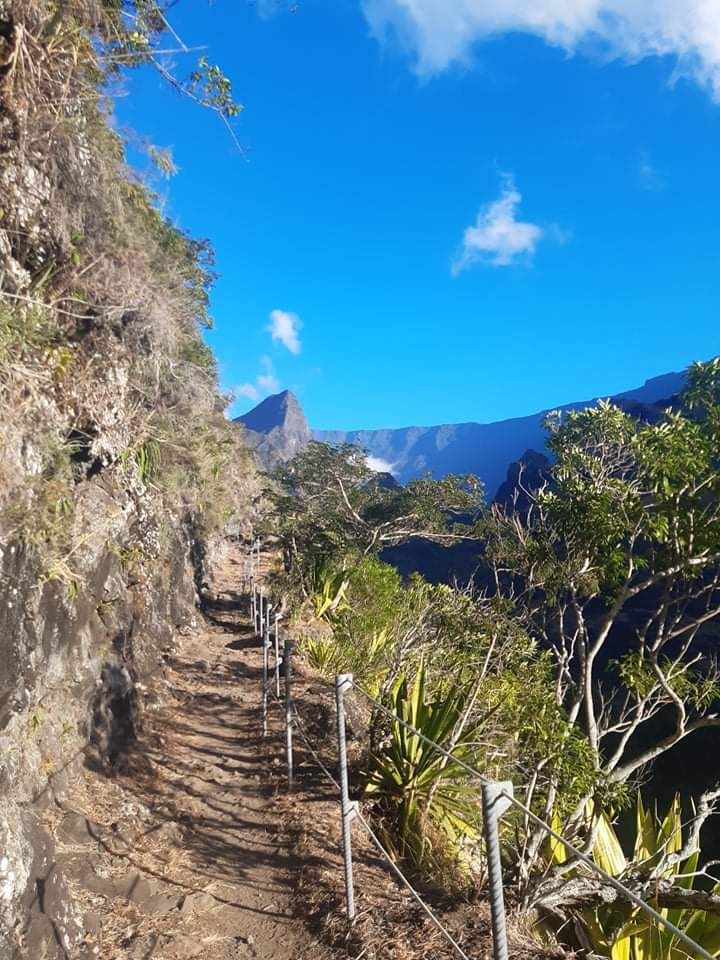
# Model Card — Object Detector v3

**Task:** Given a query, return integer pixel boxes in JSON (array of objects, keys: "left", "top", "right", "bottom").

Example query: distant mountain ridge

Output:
[
  {"left": 313, "top": 370, "right": 686, "bottom": 495},
  {"left": 234, "top": 369, "right": 687, "bottom": 494}
]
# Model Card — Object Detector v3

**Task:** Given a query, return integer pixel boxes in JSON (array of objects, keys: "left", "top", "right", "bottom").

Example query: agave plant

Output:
[
  {"left": 301, "top": 624, "right": 394, "bottom": 693},
  {"left": 312, "top": 567, "right": 350, "bottom": 619},
  {"left": 364, "top": 665, "right": 486, "bottom": 870},
  {"left": 300, "top": 634, "right": 342, "bottom": 675},
  {"left": 355, "top": 628, "right": 395, "bottom": 697},
  {"left": 548, "top": 794, "right": 720, "bottom": 959}
]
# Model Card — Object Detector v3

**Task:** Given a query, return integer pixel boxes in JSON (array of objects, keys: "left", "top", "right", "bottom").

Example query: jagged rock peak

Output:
[
  {"left": 235, "top": 390, "right": 309, "bottom": 436},
  {"left": 494, "top": 449, "right": 552, "bottom": 515},
  {"left": 233, "top": 390, "right": 311, "bottom": 470}
]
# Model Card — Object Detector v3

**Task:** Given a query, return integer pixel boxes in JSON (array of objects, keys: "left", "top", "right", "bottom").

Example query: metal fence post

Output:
[
  {"left": 274, "top": 613, "right": 282, "bottom": 699},
  {"left": 262, "top": 603, "right": 272, "bottom": 737},
  {"left": 481, "top": 781, "right": 513, "bottom": 960},
  {"left": 335, "top": 673, "right": 357, "bottom": 922},
  {"left": 262, "top": 637, "right": 269, "bottom": 738},
  {"left": 284, "top": 636, "right": 294, "bottom": 791}
]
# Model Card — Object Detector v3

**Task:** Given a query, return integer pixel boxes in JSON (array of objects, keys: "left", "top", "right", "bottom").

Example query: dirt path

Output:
[
  {"left": 30, "top": 545, "right": 559, "bottom": 960},
  {"left": 43, "top": 549, "right": 323, "bottom": 960}
]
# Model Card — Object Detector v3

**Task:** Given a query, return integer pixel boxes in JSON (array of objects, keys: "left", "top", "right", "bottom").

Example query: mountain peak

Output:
[
  {"left": 235, "top": 390, "right": 307, "bottom": 435},
  {"left": 234, "top": 390, "right": 310, "bottom": 470}
]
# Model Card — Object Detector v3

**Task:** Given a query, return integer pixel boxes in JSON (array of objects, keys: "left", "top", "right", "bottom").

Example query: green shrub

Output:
[
  {"left": 340, "top": 555, "right": 403, "bottom": 639},
  {"left": 364, "top": 665, "right": 487, "bottom": 879},
  {"left": 180, "top": 336, "right": 217, "bottom": 373},
  {"left": 544, "top": 794, "right": 720, "bottom": 959}
]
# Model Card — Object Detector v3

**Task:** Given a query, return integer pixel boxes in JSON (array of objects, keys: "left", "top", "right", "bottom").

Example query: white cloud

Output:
[
  {"left": 252, "top": 0, "right": 292, "bottom": 19},
  {"left": 367, "top": 455, "right": 396, "bottom": 474},
  {"left": 361, "top": 0, "right": 720, "bottom": 100},
  {"left": 257, "top": 372, "right": 280, "bottom": 392},
  {"left": 267, "top": 308, "right": 302, "bottom": 355},
  {"left": 256, "top": 354, "right": 280, "bottom": 393},
  {"left": 234, "top": 383, "right": 260, "bottom": 402},
  {"left": 232, "top": 357, "right": 280, "bottom": 412},
  {"left": 548, "top": 222, "right": 573, "bottom": 246},
  {"left": 452, "top": 175, "right": 543, "bottom": 273},
  {"left": 254, "top": 0, "right": 279, "bottom": 19}
]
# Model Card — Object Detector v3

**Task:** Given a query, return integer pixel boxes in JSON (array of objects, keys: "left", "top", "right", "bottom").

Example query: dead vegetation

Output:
[{"left": 0, "top": 0, "right": 260, "bottom": 588}]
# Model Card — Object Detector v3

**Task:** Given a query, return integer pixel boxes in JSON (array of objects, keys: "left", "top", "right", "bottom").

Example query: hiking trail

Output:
[{"left": 43, "top": 547, "right": 323, "bottom": 960}]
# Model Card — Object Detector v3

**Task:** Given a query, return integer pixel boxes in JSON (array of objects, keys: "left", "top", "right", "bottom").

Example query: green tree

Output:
[
  {"left": 270, "top": 440, "right": 483, "bottom": 600},
  {"left": 485, "top": 358, "right": 720, "bottom": 882}
]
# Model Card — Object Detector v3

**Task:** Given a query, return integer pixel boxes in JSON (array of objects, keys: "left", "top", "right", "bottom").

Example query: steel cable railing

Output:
[
  {"left": 353, "top": 807, "right": 474, "bottom": 960},
  {"left": 289, "top": 704, "right": 473, "bottom": 960},
  {"left": 247, "top": 576, "right": 716, "bottom": 960},
  {"left": 351, "top": 681, "right": 715, "bottom": 960},
  {"left": 249, "top": 575, "right": 476, "bottom": 958},
  {"left": 290, "top": 705, "right": 340, "bottom": 790}
]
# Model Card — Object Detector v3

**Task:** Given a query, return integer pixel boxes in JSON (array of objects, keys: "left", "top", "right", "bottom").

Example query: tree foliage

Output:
[
  {"left": 279, "top": 363, "right": 720, "bottom": 939},
  {"left": 485, "top": 358, "right": 720, "bottom": 884},
  {"left": 269, "top": 440, "right": 483, "bottom": 602}
]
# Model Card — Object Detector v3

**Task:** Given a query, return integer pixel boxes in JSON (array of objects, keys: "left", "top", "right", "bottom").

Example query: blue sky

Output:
[{"left": 116, "top": 0, "right": 720, "bottom": 430}]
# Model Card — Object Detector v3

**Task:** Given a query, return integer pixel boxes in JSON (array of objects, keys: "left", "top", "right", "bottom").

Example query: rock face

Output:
[
  {"left": 0, "top": 515, "right": 200, "bottom": 959},
  {"left": 315, "top": 370, "right": 687, "bottom": 496},
  {"left": 234, "top": 390, "right": 311, "bottom": 470},
  {"left": 0, "top": 5, "right": 260, "bottom": 954},
  {"left": 494, "top": 449, "right": 552, "bottom": 516}
]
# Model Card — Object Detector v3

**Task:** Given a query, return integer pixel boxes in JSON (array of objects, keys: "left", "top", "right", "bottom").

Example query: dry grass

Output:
[{"left": 0, "top": 0, "right": 261, "bottom": 588}]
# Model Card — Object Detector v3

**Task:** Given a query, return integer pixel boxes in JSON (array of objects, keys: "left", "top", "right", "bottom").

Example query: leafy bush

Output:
[
  {"left": 180, "top": 336, "right": 218, "bottom": 373},
  {"left": 337, "top": 554, "right": 403, "bottom": 639}
]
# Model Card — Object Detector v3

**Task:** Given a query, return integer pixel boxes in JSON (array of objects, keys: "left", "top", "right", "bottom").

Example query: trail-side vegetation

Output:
[
  {"left": 265, "top": 360, "right": 720, "bottom": 959},
  {"left": 0, "top": 0, "right": 257, "bottom": 591}
]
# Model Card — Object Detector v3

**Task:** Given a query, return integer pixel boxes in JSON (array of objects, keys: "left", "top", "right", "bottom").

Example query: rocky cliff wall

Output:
[
  {"left": 0, "top": 2, "right": 260, "bottom": 955},
  {"left": 0, "top": 481, "right": 210, "bottom": 958}
]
